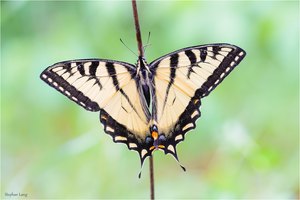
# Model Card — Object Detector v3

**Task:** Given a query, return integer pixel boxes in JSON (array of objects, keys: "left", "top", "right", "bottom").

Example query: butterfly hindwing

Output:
[
  {"left": 100, "top": 109, "right": 152, "bottom": 165},
  {"left": 149, "top": 44, "right": 246, "bottom": 158}
]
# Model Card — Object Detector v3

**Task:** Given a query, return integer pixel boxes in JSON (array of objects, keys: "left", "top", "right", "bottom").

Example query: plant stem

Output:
[
  {"left": 149, "top": 156, "right": 154, "bottom": 200},
  {"left": 132, "top": 0, "right": 144, "bottom": 57},
  {"left": 131, "top": 1, "right": 154, "bottom": 199}
]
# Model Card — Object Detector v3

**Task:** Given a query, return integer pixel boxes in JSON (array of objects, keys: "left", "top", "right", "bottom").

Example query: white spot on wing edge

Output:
[
  {"left": 41, "top": 74, "right": 47, "bottom": 79},
  {"left": 239, "top": 51, "right": 244, "bottom": 56},
  {"left": 115, "top": 136, "right": 127, "bottom": 141},
  {"left": 141, "top": 149, "right": 148, "bottom": 158},
  {"left": 106, "top": 126, "right": 114, "bottom": 133},
  {"left": 220, "top": 72, "right": 226, "bottom": 79},
  {"left": 214, "top": 79, "right": 220, "bottom": 85},
  {"left": 175, "top": 134, "right": 183, "bottom": 141},
  {"left": 167, "top": 145, "right": 175, "bottom": 153},
  {"left": 182, "top": 123, "right": 194, "bottom": 131},
  {"left": 72, "top": 96, "right": 78, "bottom": 101},
  {"left": 129, "top": 143, "right": 137, "bottom": 148},
  {"left": 47, "top": 77, "right": 53, "bottom": 83},
  {"left": 87, "top": 107, "right": 92, "bottom": 111},
  {"left": 191, "top": 110, "right": 199, "bottom": 119}
]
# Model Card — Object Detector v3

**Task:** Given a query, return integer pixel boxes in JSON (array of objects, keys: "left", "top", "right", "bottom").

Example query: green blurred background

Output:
[{"left": 1, "top": 1, "right": 299, "bottom": 199}]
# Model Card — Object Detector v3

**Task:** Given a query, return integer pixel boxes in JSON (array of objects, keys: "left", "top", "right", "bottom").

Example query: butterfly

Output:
[{"left": 40, "top": 43, "right": 246, "bottom": 173}]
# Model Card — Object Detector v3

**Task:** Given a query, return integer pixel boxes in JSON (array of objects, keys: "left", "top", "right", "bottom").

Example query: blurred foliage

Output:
[{"left": 1, "top": 1, "right": 299, "bottom": 199}]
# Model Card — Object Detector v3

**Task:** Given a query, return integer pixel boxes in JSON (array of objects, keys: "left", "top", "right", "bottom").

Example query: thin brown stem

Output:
[
  {"left": 132, "top": 0, "right": 144, "bottom": 57},
  {"left": 131, "top": 1, "right": 154, "bottom": 199},
  {"left": 149, "top": 156, "right": 154, "bottom": 200}
]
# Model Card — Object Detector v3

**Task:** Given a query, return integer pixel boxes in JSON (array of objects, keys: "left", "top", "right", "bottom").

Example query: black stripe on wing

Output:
[
  {"left": 161, "top": 54, "right": 179, "bottom": 115},
  {"left": 105, "top": 61, "right": 149, "bottom": 122},
  {"left": 40, "top": 59, "right": 136, "bottom": 112}
]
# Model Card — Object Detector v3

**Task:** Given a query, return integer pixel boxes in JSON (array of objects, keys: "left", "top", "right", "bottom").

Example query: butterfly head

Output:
[{"left": 137, "top": 56, "right": 150, "bottom": 71}]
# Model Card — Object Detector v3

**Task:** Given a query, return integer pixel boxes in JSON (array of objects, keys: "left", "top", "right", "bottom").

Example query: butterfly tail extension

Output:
[
  {"left": 137, "top": 141, "right": 156, "bottom": 178},
  {"left": 162, "top": 97, "right": 202, "bottom": 171},
  {"left": 163, "top": 144, "right": 186, "bottom": 172},
  {"left": 137, "top": 153, "right": 152, "bottom": 179}
]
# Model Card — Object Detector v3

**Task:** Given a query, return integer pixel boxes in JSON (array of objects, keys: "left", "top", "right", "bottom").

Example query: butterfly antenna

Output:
[
  {"left": 143, "top": 32, "right": 151, "bottom": 54},
  {"left": 120, "top": 38, "right": 138, "bottom": 57}
]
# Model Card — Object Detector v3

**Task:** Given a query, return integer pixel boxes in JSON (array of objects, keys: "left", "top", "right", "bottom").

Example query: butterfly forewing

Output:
[
  {"left": 149, "top": 44, "right": 246, "bottom": 157},
  {"left": 40, "top": 59, "right": 151, "bottom": 152}
]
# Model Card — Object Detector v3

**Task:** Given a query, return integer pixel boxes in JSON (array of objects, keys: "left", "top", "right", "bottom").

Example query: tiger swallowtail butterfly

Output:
[{"left": 40, "top": 43, "right": 246, "bottom": 175}]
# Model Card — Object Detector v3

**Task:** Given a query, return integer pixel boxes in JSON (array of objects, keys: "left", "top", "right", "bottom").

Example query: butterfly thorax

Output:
[{"left": 137, "top": 56, "right": 153, "bottom": 109}]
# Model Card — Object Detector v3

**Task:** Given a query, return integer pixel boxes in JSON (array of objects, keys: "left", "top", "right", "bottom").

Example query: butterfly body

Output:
[{"left": 41, "top": 43, "right": 246, "bottom": 169}]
